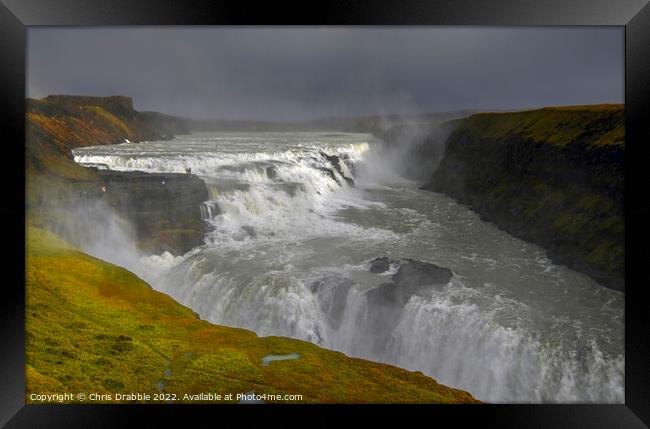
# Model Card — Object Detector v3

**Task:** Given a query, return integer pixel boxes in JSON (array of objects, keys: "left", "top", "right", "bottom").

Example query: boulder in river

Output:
[
  {"left": 393, "top": 258, "right": 453, "bottom": 289},
  {"left": 369, "top": 257, "right": 395, "bottom": 273},
  {"left": 366, "top": 257, "right": 453, "bottom": 306}
]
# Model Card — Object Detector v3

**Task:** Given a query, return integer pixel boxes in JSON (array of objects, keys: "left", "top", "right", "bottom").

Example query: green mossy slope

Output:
[
  {"left": 26, "top": 226, "right": 479, "bottom": 404},
  {"left": 425, "top": 105, "right": 624, "bottom": 290}
]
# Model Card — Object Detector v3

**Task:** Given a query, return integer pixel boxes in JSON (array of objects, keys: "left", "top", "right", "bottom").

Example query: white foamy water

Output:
[{"left": 73, "top": 131, "right": 624, "bottom": 403}]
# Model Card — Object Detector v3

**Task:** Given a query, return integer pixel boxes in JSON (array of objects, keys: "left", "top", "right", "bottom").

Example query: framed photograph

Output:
[{"left": 2, "top": 0, "right": 649, "bottom": 427}]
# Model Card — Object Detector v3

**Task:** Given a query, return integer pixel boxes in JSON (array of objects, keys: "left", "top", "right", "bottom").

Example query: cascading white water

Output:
[{"left": 73, "top": 131, "right": 624, "bottom": 403}]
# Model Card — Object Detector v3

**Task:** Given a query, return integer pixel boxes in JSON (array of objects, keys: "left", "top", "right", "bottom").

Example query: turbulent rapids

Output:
[{"left": 72, "top": 131, "right": 624, "bottom": 403}]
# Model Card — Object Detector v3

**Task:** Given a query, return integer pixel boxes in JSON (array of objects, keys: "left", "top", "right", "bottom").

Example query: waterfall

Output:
[{"left": 73, "top": 131, "right": 624, "bottom": 403}]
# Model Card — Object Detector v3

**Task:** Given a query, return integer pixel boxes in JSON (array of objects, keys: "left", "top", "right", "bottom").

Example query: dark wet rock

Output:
[
  {"left": 320, "top": 151, "right": 340, "bottom": 165},
  {"left": 420, "top": 108, "right": 624, "bottom": 291},
  {"left": 369, "top": 257, "right": 394, "bottom": 273},
  {"left": 315, "top": 166, "right": 341, "bottom": 186},
  {"left": 393, "top": 259, "right": 453, "bottom": 289},
  {"left": 319, "top": 151, "right": 354, "bottom": 185},
  {"left": 366, "top": 258, "right": 453, "bottom": 306},
  {"left": 366, "top": 282, "right": 399, "bottom": 306},
  {"left": 93, "top": 169, "right": 209, "bottom": 255},
  {"left": 266, "top": 166, "right": 278, "bottom": 179},
  {"left": 309, "top": 276, "right": 354, "bottom": 329}
]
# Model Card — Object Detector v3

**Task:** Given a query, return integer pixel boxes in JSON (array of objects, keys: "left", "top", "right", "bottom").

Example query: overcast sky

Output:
[{"left": 27, "top": 27, "right": 623, "bottom": 121}]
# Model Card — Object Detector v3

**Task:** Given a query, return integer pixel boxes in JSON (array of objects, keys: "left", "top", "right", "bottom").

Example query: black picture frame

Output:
[{"left": 2, "top": 0, "right": 649, "bottom": 427}]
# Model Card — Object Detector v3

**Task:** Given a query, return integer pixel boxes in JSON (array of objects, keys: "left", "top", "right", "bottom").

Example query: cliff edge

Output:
[
  {"left": 26, "top": 95, "right": 203, "bottom": 255},
  {"left": 421, "top": 105, "right": 624, "bottom": 291}
]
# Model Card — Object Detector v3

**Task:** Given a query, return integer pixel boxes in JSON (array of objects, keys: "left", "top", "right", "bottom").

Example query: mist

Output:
[
  {"left": 355, "top": 116, "right": 459, "bottom": 190},
  {"left": 35, "top": 193, "right": 158, "bottom": 284}
]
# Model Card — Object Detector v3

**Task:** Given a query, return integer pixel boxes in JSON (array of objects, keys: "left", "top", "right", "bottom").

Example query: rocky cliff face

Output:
[
  {"left": 420, "top": 105, "right": 624, "bottom": 291},
  {"left": 94, "top": 170, "right": 209, "bottom": 255},
  {"left": 26, "top": 95, "right": 204, "bottom": 255}
]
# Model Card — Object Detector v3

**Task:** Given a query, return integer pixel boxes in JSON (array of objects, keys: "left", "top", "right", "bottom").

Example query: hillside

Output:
[
  {"left": 422, "top": 105, "right": 624, "bottom": 290},
  {"left": 26, "top": 95, "right": 203, "bottom": 255},
  {"left": 26, "top": 95, "right": 188, "bottom": 181},
  {"left": 25, "top": 226, "right": 479, "bottom": 404}
]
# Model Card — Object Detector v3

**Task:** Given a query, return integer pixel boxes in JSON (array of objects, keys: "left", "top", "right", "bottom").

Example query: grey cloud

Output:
[{"left": 27, "top": 27, "right": 623, "bottom": 121}]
